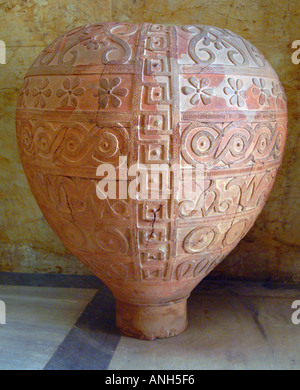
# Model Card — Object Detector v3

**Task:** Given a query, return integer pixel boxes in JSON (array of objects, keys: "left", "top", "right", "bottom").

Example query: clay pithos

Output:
[{"left": 16, "top": 23, "right": 287, "bottom": 340}]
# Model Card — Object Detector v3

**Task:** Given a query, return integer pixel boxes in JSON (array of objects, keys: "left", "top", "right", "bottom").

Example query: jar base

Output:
[{"left": 116, "top": 298, "right": 188, "bottom": 340}]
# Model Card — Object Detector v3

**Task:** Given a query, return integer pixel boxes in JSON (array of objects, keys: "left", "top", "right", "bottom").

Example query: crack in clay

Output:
[
  {"left": 59, "top": 182, "right": 75, "bottom": 222},
  {"left": 148, "top": 205, "right": 162, "bottom": 241},
  {"left": 95, "top": 62, "right": 107, "bottom": 124}
]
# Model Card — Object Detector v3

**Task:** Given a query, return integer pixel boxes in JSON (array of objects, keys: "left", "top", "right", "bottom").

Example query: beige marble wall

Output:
[{"left": 0, "top": 0, "right": 299, "bottom": 281}]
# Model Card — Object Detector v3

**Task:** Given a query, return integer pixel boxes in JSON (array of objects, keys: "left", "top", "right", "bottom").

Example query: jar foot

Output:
[{"left": 116, "top": 298, "right": 188, "bottom": 340}]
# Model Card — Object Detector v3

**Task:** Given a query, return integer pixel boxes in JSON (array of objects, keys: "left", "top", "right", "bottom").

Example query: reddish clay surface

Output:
[{"left": 16, "top": 23, "right": 287, "bottom": 340}]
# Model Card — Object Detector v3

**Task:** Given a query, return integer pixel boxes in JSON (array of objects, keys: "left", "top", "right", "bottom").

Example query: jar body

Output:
[{"left": 16, "top": 23, "right": 287, "bottom": 339}]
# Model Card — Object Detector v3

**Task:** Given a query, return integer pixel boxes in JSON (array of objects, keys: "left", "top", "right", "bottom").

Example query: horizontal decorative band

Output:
[
  {"left": 25, "top": 64, "right": 136, "bottom": 77},
  {"left": 20, "top": 157, "right": 281, "bottom": 180}
]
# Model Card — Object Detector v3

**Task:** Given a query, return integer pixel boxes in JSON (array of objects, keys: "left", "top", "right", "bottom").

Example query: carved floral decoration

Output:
[
  {"left": 93, "top": 77, "right": 128, "bottom": 109},
  {"left": 252, "top": 78, "right": 271, "bottom": 106},
  {"left": 182, "top": 77, "right": 214, "bottom": 106},
  {"left": 56, "top": 77, "right": 84, "bottom": 107},
  {"left": 32, "top": 79, "right": 51, "bottom": 108},
  {"left": 224, "top": 78, "right": 248, "bottom": 107}
]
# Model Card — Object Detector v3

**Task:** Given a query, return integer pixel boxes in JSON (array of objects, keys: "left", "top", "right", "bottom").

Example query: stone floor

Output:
[{"left": 0, "top": 272, "right": 299, "bottom": 370}]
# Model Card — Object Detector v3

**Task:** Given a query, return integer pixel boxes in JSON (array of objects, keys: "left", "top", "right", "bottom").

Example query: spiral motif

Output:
[
  {"left": 273, "top": 126, "right": 285, "bottom": 157},
  {"left": 36, "top": 133, "right": 51, "bottom": 153},
  {"left": 256, "top": 132, "right": 270, "bottom": 154},
  {"left": 191, "top": 131, "right": 215, "bottom": 156},
  {"left": 92, "top": 125, "right": 129, "bottom": 164},
  {"left": 181, "top": 121, "right": 286, "bottom": 168},
  {"left": 57, "top": 125, "right": 85, "bottom": 162},
  {"left": 229, "top": 133, "right": 248, "bottom": 157},
  {"left": 65, "top": 133, "right": 82, "bottom": 154},
  {"left": 182, "top": 124, "right": 220, "bottom": 165},
  {"left": 98, "top": 131, "right": 119, "bottom": 158},
  {"left": 34, "top": 123, "right": 54, "bottom": 157},
  {"left": 18, "top": 120, "right": 33, "bottom": 153}
]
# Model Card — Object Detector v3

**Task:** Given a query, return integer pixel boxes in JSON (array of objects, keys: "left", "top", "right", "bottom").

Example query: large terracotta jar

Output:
[{"left": 16, "top": 23, "right": 287, "bottom": 340}]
